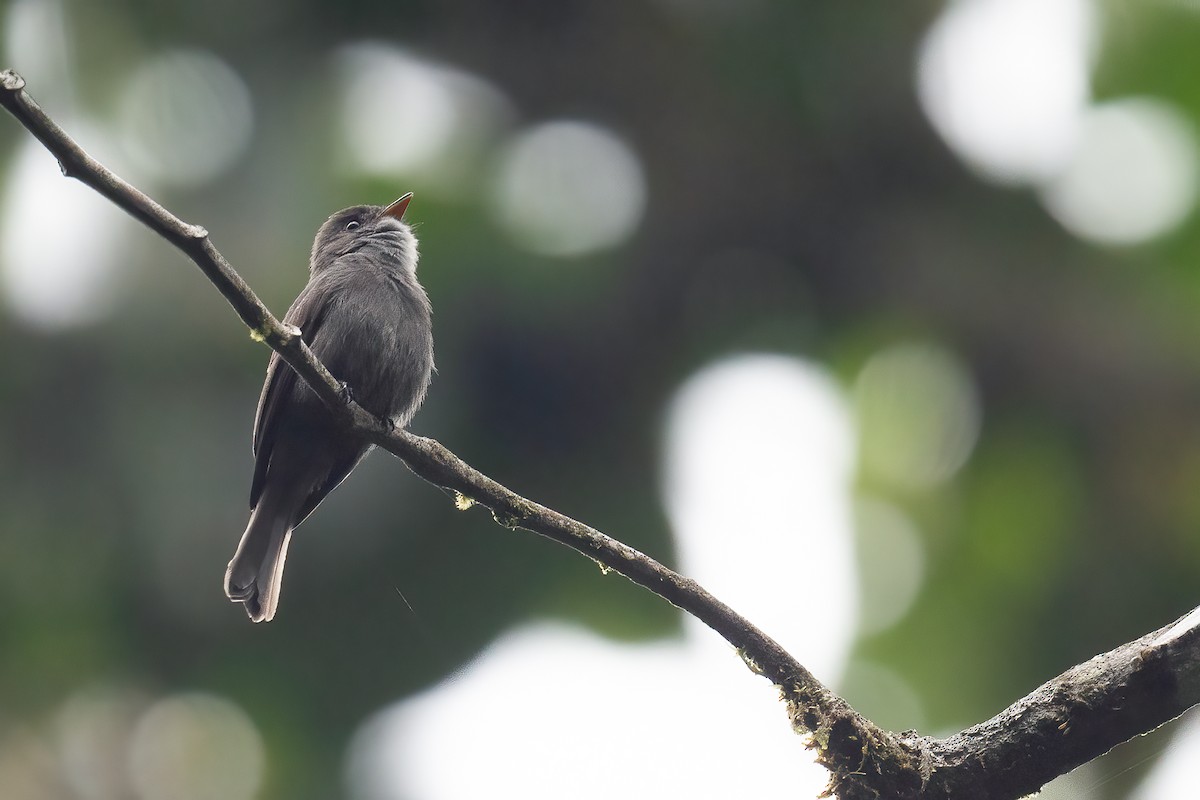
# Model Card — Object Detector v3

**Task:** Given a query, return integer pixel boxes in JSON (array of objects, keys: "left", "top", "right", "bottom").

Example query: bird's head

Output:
[{"left": 310, "top": 193, "right": 417, "bottom": 274}]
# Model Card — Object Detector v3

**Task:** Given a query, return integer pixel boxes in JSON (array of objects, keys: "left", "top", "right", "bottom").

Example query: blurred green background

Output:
[{"left": 3, "top": 0, "right": 1200, "bottom": 798}]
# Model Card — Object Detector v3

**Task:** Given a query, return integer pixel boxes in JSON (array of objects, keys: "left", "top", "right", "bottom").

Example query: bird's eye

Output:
[{"left": 345, "top": 220, "right": 361, "bottom": 231}]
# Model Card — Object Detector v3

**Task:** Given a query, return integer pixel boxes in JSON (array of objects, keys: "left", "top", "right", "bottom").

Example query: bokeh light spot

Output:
[
  {"left": 344, "top": 354, "right": 861, "bottom": 800},
  {"left": 854, "top": 342, "right": 981, "bottom": 491},
  {"left": 490, "top": 120, "right": 647, "bottom": 258},
  {"left": 4, "top": 0, "right": 71, "bottom": 91},
  {"left": 664, "top": 354, "right": 858, "bottom": 669},
  {"left": 1, "top": 135, "right": 129, "bottom": 329},
  {"left": 56, "top": 687, "right": 146, "bottom": 800},
  {"left": 916, "top": 0, "right": 1095, "bottom": 184},
  {"left": 854, "top": 497, "right": 925, "bottom": 635},
  {"left": 1040, "top": 97, "right": 1198, "bottom": 246},
  {"left": 337, "top": 43, "right": 511, "bottom": 191},
  {"left": 0, "top": 728, "right": 63, "bottom": 800},
  {"left": 128, "top": 693, "right": 264, "bottom": 800},
  {"left": 117, "top": 50, "right": 254, "bottom": 186}
]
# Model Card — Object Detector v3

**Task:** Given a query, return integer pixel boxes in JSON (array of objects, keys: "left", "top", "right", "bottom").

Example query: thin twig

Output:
[{"left": 6, "top": 67, "right": 1200, "bottom": 799}]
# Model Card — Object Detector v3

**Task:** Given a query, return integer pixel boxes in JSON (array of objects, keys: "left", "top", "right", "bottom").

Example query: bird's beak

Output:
[{"left": 382, "top": 192, "right": 413, "bottom": 221}]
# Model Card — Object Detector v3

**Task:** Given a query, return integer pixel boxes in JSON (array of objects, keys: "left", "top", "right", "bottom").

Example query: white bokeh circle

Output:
[{"left": 490, "top": 120, "right": 647, "bottom": 258}]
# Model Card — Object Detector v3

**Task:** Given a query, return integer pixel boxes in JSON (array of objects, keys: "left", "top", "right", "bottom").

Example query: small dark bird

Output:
[{"left": 224, "top": 194, "right": 434, "bottom": 622}]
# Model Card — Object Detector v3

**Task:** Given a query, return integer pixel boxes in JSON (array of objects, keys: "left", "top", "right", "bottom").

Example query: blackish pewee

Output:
[{"left": 224, "top": 194, "right": 434, "bottom": 623}]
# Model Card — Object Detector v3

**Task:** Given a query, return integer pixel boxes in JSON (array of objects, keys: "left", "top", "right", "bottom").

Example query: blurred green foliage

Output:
[{"left": 4, "top": 1, "right": 1200, "bottom": 798}]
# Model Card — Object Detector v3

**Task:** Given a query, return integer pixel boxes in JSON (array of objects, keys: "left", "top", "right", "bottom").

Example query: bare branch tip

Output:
[{"left": 1, "top": 69, "right": 26, "bottom": 92}]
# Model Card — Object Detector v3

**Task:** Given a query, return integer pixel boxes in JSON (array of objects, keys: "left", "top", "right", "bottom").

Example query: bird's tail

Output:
[{"left": 224, "top": 492, "right": 294, "bottom": 623}]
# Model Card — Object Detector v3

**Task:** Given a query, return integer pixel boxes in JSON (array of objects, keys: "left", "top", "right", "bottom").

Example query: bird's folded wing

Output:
[{"left": 249, "top": 278, "right": 333, "bottom": 508}]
